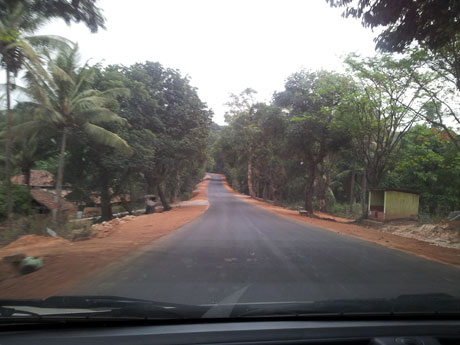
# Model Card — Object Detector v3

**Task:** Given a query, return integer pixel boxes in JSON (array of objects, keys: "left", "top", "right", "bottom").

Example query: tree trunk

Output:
[
  {"left": 272, "top": 186, "right": 279, "bottom": 204},
  {"left": 348, "top": 167, "right": 356, "bottom": 214},
  {"left": 121, "top": 194, "right": 132, "bottom": 214},
  {"left": 253, "top": 166, "right": 261, "bottom": 198},
  {"left": 247, "top": 149, "right": 255, "bottom": 198},
  {"left": 158, "top": 183, "right": 172, "bottom": 211},
  {"left": 318, "top": 176, "right": 327, "bottom": 212},
  {"left": 361, "top": 170, "right": 368, "bottom": 218},
  {"left": 171, "top": 170, "right": 181, "bottom": 204},
  {"left": 304, "top": 163, "right": 316, "bottom": 214},
  {"left": 145, "top": 176, "right": 157, "bottom": 214},
  {"left": 22, "top": 167, "right": 32, "bottom": 190},
  {"left": 262, "top": 182, "right": 268, "bottom": 200},
  {"left": 325, "top": 164, "right": 332, "bottom": 209},
  {"left": 268, "top": 175, "right": 278, "bottom": 204},
  {"left": 5, "top": 68, "right": 13, "bottom": 221},
  {"left": 318, "top": 157, "right": 334, "bottom": 212},
  {"left": 100, "top": 182, "right": 113, "bottom": 222},
  {"left": 53, "top": 128, "right": 68, "bottom": 223}
]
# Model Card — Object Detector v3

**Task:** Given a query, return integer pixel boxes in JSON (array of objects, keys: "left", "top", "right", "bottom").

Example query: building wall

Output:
[
  {"left": 384, "top": 191, "right": 419, "bottom": 220},
  {"left": 368, "top": 191, "right": 385, "bottom": 220},
  {"left": 369, "top": 191, "right": 384, "bottom": 207}
]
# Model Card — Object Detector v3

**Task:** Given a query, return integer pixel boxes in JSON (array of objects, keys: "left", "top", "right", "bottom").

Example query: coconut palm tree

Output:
[
  {"left": 1, "top": 1, "right": 40, "bottom": 220},
  {"left": 1, "top": 2, "right": 70, "bottom": 220},
  {"left": 15, "top": 44, "right": 131, "bottom": 222},
  {"left": 1, "top": 0, "right": 105, "bottom": 220}
]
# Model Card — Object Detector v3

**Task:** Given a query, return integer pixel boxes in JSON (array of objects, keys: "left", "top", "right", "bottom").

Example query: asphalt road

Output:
[{"left": 74, "top": 174, "right": 460, "bottom": 305}]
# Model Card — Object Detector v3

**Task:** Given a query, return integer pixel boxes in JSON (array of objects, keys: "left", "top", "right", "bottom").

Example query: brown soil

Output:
[
  {"left": 219, "top": 175, "right": 460, "bottom": 268},
  {"left": 0, "top": 178, "right": 209, "bottom": 299}
]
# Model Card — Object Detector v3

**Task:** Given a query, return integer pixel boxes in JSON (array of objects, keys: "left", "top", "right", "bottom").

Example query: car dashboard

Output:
[{"left": 0, "top": 318, "right": 459, "bottom": 345}]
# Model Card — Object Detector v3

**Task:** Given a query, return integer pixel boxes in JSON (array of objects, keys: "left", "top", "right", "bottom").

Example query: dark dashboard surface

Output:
[{"left": 0, "top": 319, "right": 459, "bottom": 345}]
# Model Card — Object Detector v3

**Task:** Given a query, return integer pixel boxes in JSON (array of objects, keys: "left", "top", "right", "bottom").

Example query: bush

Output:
[
  {"left": 0, "top": 215, "right": 95, "bottom": 247},
  {"left": 0, "top": 183, "right": 33, "bottom": 221},
  {"left": 0, "top": 215, "right": 52, "bottom": 246}
]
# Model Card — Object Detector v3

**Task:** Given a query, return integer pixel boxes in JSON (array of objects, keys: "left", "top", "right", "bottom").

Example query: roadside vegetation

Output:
[
  {"left": 210, "top": 1, "right": 460, "bottom": 221},
  {"left": 0, "top": 0, "right": 211, "bottom": 242},
  {"left": 1, "top": 0, "right": 460, "bottom": 247}
]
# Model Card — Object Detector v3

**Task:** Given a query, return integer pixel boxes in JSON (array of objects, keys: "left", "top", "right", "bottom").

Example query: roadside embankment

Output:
[{"left": 0, "top": 178, "right": 210, "bottom": 299}]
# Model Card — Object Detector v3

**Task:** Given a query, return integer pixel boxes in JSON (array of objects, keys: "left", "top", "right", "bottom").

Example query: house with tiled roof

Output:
[
  {"left": 11, "top": 170, "right": 75, "bottom": 215},
  {"left": 30, "top": 189, "right": 77, "bottom": 215},
  {"left": 11, "top": 170, "right": 128, "bottom": 217},
  {"left": 11, "top": 170, "right": 55, "bottom": 189}
]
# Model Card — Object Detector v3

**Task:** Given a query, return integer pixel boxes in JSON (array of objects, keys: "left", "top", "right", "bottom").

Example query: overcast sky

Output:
[{"left": 37, "top": 0, "right": 377, "bottom": 124}]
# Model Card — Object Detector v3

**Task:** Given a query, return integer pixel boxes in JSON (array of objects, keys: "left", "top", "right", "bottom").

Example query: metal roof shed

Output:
[{"left": 368, "top": 189, "right": 419, "bottom": 221}]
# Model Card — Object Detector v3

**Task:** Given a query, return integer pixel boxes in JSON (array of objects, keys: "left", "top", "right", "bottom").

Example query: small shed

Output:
[{"left": 368, "top": 189, "right": 419, "bottom": 221}]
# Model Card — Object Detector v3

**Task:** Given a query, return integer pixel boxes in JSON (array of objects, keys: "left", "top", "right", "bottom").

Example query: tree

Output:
[
  {"left": 382, "top": 125, "right": 460, "bottom": 215},
  {"left": 250, "top": 104, "right": 287, "bottom": 203},
  {"left": 398, "top": 47, "right": 460, "bottom": 151},
  {"left": 0, "top": 183, "right": 32, "bottom": 221},
  {"left": 345, "top": 54, "right": 424, "bottom": 184},
  {"left": 275, "top": 70, "right": 352, "bottom": 213},
  {"left": 1, "top": 0, "right": 50, "bottom": 220},
  {"left": 224, "top": 88, "right": 260, "bottom": 198},
  {"left": 9, "top": 106, "right": 57, "bottom": 189},
  {"left": 15, "top": 44, "right": 130, "bottom": 222},
  {"left": 0, "top": 0, "right": 105, "bottom": 220},
  {"left": 327, "top": 0, "right": 460, "bottom": 52},
  {"left": 341, "top": 54, "right": 426, "bottom": 215},
  {"left": 119, "top": 62, "right": 211, "bottom": 213}
]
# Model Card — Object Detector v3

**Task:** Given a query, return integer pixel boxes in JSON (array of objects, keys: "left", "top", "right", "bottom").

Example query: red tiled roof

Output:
[
  {"left": 30, "top": 189, "right": 76, "bottom": 212},
  {"left": 11, "top": 170, "right": 55, "bottom": 187}
]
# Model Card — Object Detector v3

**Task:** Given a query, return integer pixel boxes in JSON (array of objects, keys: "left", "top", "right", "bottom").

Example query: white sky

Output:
[{"left": 37, "top": 0, "right": 377, "bottom": 125}]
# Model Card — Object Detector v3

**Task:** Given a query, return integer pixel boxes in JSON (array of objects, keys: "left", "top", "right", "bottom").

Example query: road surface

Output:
[{"left": 74, "top": 175, "right": 460, "bottom": 305}]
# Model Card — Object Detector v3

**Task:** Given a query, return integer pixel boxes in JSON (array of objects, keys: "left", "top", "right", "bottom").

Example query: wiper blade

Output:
[
  {"left": 230, "top": 293, "right": 460, "bottom": 318},
  {"left": 0, "top": 306, "right": 41, "bottom": 318},
  {"left": 0, "top": 295, "right": 210, "bottom": 320}
]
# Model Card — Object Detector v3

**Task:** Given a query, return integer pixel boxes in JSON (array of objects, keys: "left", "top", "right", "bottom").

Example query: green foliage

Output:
[
  {"left": 214, "top": 54, "right": 460, "bottom": 218},
  {"left": 328, "top": 0, "right": 460, "bottom": 52},
  {"left": 342, "top": 53, "right": 423, "bottom": 188},
  {"left": 0, "top": 183, "right": 32, "bottom": 220},
  {"left": 382, "top": 125, "right": 460, "bottom": 216},
  {"left": 3, "top": 0, "right": 460, "bottom": 224}
]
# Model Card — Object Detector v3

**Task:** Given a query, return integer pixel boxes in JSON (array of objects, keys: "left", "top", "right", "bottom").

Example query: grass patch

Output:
[{"left": 327, "top": 202, "right": 362, "bottom": 219}]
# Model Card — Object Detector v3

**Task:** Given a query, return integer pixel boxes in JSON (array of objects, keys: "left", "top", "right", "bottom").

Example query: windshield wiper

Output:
[
  {"left": 0, "top": 306, "right": 42, "bottom": 318},
  {"left": 0, "top": 295, "right": 210, "bottom": 321},
  {"left": 229, "top": 293, "right": 460, "bottom": 318},
  {"left": 1, "top": 293, "right": 458, "bottom": 322}
]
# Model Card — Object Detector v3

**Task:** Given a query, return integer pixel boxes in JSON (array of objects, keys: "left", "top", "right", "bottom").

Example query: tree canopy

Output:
[{"left": 327, "top": 0, "right": 460, "bottom": 52}]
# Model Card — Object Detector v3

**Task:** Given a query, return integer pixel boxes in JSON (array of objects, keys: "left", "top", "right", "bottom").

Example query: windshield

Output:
[{"left": 1, "top": 0, "right": 460, "bottom": 322}]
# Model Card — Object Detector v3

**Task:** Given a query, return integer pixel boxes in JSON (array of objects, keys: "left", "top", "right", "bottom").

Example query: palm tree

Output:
[
  {"left": 1, "top": 0, "right": 105, "bottom": 221},
  {"left": 7, "top": 106, "right": 57, "bottom": 189},
  {"left": 15, "top": 44, "right": 131, "bottom": 222},
  {"left": 0, "top": 1, "right": 69, "bottom": 220}
]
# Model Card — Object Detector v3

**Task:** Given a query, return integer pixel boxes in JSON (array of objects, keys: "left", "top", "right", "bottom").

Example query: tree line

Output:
[
  {"left": 0, "top": 0, "right": 211, "bottom": 223},
  {"left": 2, "top": 0, "right": 460, "bottom": 225},
  {"left": 211, "top": 50, "right": 460, "bottom": 218}
]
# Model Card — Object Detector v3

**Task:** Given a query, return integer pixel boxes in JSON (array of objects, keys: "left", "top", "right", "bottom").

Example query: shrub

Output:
[
  {"left": 327, "top": 202, "right": 362, "bottom": 219},
  {"left": 0, "top": 183, "right": 33, "bottom": 221},
  {"left": 0, "top": 215, "right": 52, "bottom": 247}
]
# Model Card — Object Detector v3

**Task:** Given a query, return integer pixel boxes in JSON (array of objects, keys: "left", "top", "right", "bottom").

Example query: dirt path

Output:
[
  {"left": 0, "top": 179, "right": 210, "bottom": 299},
  {"left": 219, "top": 175, "right": 460, "bottom": 268}
]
